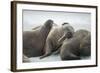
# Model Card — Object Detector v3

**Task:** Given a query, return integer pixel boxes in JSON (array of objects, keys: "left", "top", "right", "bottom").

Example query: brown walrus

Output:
[
  {"left": 23, "top": 19, "right": 53, "bottom": 57},
  {"left": 59, "top": 29, "right": 90, "bottom": 60},
  {"left": 40, "top": 23, "right": 75, "bottom": 59}
]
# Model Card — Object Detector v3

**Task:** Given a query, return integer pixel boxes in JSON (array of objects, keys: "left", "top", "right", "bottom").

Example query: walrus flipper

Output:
[
  {"left": 40, "top": 52, "right": 52, "bottom": 59},
  {"left": 53, "top": 43, "right": 62, "bottom": 55},
  {"left": 53, "top": 48, "right": 60, "bottom": 55},
  {"left": 40, "top": 41, "right": 52, "bottom": 59},
  {"left": 40, "top": 47, "right": 52, "bottom": 59}
]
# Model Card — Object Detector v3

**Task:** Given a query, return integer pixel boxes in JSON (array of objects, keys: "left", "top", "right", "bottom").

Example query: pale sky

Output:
[{"left": 23, "top": 10, "right": 91, "bottom": 31}]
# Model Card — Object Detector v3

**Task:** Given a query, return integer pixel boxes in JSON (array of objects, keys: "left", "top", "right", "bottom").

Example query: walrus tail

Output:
[{"left": 53, "top": 49, "right": 60, "bottom": 55}]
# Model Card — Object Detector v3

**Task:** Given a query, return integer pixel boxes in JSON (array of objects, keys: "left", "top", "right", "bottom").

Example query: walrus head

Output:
[
  {"left": 44, "top": 19, "right": 54, "bottom": 29},
  {"left": 58, "top": 23, "right": 74, "bottom": 44},
  {"left": 62, "top": 22, "right": 74, "bottom": 38}
]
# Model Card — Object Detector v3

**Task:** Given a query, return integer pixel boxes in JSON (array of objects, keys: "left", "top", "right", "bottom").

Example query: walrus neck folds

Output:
[{"left": 40, "top": 24, "right": 52, "bottom": 40}]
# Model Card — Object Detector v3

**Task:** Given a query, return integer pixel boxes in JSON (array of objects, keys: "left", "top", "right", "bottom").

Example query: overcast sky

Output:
[{"left": 23, "top": 10, "right": 91, "bottom": 31}]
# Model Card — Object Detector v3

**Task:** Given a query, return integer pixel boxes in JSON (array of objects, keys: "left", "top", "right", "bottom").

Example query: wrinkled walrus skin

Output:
[
  {"left": 59, "top": 29, "right": 90, "bottom": 60},
  {"left": 23, "top": 20, "right": 53, "bottom": 57},
  {"left": 80, "top": 33, "right": 91, "bottom": 56},
  {"left": 40, "top": 23, "right": 75, "bottom": 59}
]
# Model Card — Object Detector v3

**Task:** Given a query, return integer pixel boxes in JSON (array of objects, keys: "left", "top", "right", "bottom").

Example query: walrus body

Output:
[
  {"left": 40, "top": 23, "right": 74, "bottom": 59},
  {"left": 60, "top": 30, "right": 90, "bottom": 60},
  {"left": 80, "top": 33, "right": 91, "bottom": 56},
  {"left": 23, "top": 20, "right": 53, "bottom": 57}
]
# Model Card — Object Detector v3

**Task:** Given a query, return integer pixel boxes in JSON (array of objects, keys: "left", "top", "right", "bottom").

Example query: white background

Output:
[{"left": 0, "top": 0, "right": 99, "bottom": 73}]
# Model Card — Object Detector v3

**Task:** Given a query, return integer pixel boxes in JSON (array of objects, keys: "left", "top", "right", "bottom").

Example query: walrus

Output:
[
  {"left": 23, "top": 19, "right": 53, "bottom": 57},
  {"left": 40, "top": 23, "right": 75, "bottom": 59},
  {"left": 59, "top": 29, "right": 90, "bottom": 60}
]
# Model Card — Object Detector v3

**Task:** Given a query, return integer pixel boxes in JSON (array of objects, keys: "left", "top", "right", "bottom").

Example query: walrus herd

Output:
[{"left": 23, "top": 19, "right": 91, "bottom": 62}]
